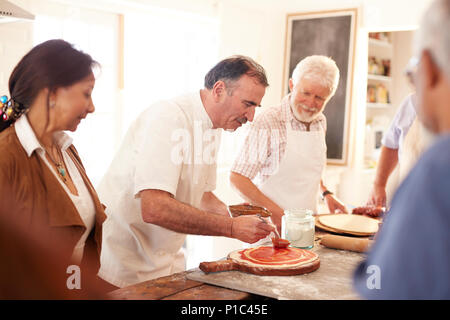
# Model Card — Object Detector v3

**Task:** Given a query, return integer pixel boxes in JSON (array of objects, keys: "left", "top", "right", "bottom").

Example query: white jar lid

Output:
[{"left": 284, "top": 208, "right": 313, "bottom": 219}]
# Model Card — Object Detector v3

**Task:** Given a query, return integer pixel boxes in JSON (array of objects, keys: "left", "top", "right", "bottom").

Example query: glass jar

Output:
[{"left": 282, "top": 209, "right": 315, "bottom": 249}]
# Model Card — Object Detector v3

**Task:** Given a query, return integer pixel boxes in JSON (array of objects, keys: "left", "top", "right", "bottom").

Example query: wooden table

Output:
[
  {"left": 108, "top": 270, "right": 265, "bottom": 300},
  {"left": 108, "top": 230, "right": 367, "bottom": 300}
]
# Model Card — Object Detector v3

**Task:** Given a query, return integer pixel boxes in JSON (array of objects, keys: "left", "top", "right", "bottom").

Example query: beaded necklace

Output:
[{"left": 44, "top": 145, "right": 67, "bottom": 183}]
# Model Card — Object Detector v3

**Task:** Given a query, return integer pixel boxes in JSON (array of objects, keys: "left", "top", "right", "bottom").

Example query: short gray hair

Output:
[
  {"left": 291, "top": 55, "right": 340, "bottom": 97},
  {"left": 415, "top": 0, "right": 450, "bottom": 79},
  {"left": 204, "top": 55, "right": 269, "bottom": 90}
]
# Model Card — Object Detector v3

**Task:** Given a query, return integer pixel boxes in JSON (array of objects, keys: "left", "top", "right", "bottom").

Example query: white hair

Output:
[
  {"left": 415, "top": 0, "right": 450, "bottom": 79},
  {"left": 291, "top": 55, "right": 340, "bottom": 98}
]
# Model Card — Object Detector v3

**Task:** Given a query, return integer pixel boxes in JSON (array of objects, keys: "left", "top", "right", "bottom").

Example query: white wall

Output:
[{"left": 0, "top": 15, "right": 33, "bottom": 96}]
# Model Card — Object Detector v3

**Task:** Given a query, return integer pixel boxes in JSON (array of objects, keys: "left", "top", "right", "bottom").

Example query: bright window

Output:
[
  {"left": 122, "top": 11, "right": 219, "bottom": 136},
  {"left": 33, "top": 9, "right": 119, "bottom": 186}
]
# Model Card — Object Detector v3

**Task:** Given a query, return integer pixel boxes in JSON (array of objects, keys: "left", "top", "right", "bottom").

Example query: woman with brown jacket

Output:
[{"left": 0, "top": 39, "right": 116, "bottom": 297}]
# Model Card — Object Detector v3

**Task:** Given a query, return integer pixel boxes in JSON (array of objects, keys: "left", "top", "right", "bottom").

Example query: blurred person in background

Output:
[{"left": 354, "top": 0, "right": 450, "bottom": 299}]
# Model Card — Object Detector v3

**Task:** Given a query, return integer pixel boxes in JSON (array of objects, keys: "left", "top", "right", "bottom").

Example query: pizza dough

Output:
[
  {"left": 318, "top": 214, "right": 379, "bottom": 234},
  {"left": 199, "top": 246, "right": 320, "bottom": 276},
  {"left": 229, "top": 247, "right": 318, "bottom": 269}
]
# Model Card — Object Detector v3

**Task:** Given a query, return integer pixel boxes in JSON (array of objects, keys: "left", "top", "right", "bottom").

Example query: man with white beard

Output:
[{"left": 230, "top": 55, "right": 347, "bottom": 233}]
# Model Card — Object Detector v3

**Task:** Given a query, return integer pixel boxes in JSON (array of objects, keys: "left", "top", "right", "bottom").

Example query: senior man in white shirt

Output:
[
  {"left": 230, "top": 55, "right": 347, "bottom": 233},
  {"left": 97, "top": 56, "right": 274, "bottom": 288}
]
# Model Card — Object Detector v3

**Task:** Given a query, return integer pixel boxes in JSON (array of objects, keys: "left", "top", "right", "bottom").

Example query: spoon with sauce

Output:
[
  {"left": 256, "top": 214, "right": 290, "bottom": 249},
  {"left": 271, "top": 237, "right": 290, "bottom": 249}
]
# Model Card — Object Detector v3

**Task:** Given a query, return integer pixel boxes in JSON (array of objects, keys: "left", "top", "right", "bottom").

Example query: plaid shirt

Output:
[{"left": 231, "top": 94, "right": 326, "bottom": 185}]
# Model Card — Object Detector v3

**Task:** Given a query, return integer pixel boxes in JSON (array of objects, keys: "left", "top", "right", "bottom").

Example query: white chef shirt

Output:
[
  {"left": 381, "top": 93, "right": 417, "bottom": 158},
  {"left": 97, "top": 91, "right": 221, "bottom": 288},
  {"left": 14, "top": 114, "right": 96, "bottom": 264}
]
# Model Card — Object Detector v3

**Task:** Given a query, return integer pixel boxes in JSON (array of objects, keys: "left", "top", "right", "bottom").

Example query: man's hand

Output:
[
  {"left": 324, "top": 194, "right": 348, "bottom": 214},
  {"left": 367, "top": 185, "right": 387, "bottom": 207},
  {"left": 366, "top": 146, "right": 398, "bottom": 207},
  {"left": 231, "top": 215, "right": 274, "bottom": 243}
]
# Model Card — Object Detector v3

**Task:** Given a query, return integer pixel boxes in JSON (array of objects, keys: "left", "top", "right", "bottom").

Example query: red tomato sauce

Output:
[{"left": 239, "top": 247, "right": 316, "bottom": 266}]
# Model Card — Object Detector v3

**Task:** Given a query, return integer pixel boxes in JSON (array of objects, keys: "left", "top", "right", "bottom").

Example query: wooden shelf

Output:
[
  {"left": 369, "top": 38, "right": 393, "bottom": 49},
  {"left": 367, "top": 102, "right": 391, "bottom": 108},
  {"left": 367, "top": 74, "right": 392, "bottom": 82}
]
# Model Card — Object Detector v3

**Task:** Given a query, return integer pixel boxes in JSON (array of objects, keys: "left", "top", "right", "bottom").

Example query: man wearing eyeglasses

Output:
[
  {"left": 230, "top": 55, "right": 347, "bottom": 234},
  {"left": 354, "top": 0, "right": 450, "bottom": 299}
]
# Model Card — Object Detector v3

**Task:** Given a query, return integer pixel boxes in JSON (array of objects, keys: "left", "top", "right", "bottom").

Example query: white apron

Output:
[{"left": 258, "top": 123, "right": 327, "bottom": 213}]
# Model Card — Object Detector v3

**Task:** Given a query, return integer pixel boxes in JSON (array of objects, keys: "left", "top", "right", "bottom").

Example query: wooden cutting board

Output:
[
  {"left": 188, "top": 245, "right": 364, "bottom": 300},
  {"left": 228, "top": 204, "right": 272, "bottom": 217},
  {"left": 199, "top": 246, "right": 320, "bottom": 276}
]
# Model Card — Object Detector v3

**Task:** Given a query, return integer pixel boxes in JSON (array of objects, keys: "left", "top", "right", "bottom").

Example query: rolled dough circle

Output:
[
  {"left": 318, "top": 214, "right": 379, "bottom": 234},
  {"left": 229, "top": 247, "right": 318, "bottom": 269}
]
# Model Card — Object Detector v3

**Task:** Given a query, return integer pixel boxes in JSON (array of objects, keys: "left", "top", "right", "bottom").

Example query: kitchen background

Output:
[{"left": 0, "top": 0, "right": 432, "bottom": 269}]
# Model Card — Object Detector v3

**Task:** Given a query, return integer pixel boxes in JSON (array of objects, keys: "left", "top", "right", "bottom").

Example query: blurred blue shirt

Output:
[
  {"left": 381, "top": 93, "right": 417, "bottom": 158},
  {"left": 353, "top": 134, "right": 450, "bottom": 299}
]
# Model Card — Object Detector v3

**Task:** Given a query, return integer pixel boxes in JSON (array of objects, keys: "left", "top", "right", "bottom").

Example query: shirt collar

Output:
[
  {"left": 194, "top": 90, "right": 214, "bottom": 129},
  {"left": 15, "top": 114, "right": 73, "bottom": 158}
]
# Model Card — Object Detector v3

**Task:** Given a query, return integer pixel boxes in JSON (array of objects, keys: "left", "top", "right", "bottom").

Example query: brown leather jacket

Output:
[{"left": 0, "top": 124, "right": 107, "bottom": 271}]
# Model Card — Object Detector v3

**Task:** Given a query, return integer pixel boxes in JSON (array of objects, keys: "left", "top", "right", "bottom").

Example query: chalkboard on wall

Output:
[{"left": 283, "top": 9, "right": 357, "bottom": 165}]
